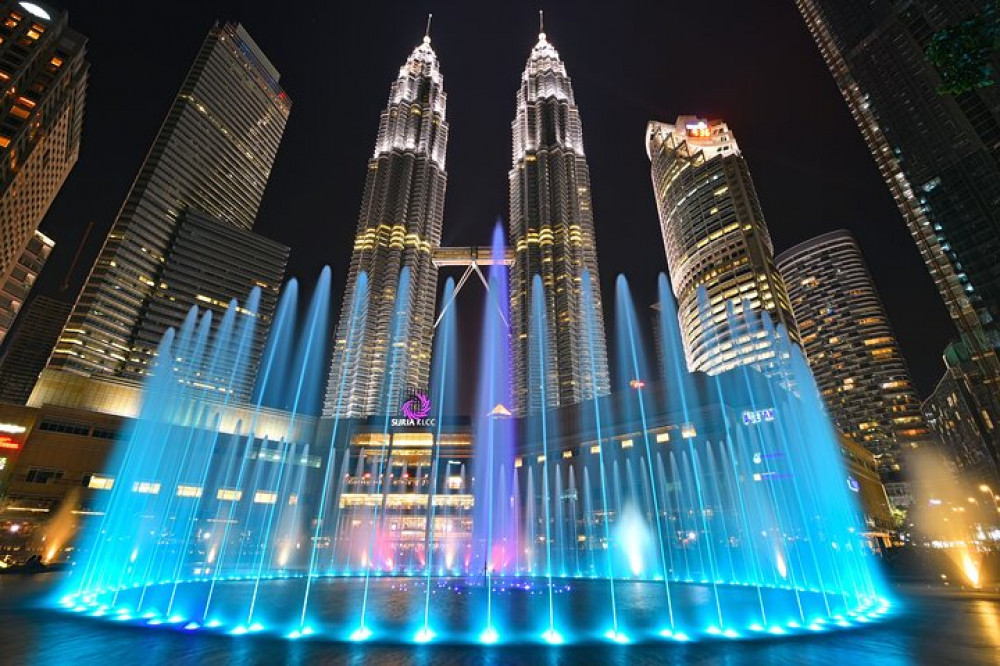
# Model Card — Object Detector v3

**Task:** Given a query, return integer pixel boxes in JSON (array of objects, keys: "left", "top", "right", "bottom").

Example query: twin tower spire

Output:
[{"left": 323, "top": 16, "right": 610, "bottom": 419}]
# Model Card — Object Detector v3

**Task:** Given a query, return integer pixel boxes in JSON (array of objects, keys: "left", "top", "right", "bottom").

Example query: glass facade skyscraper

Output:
[
  {"left": 796, "top": 0, "right": 1000, "bottom": 478},
  {"left": 647, "top": 116, "right": 799, "bottom": 375},
  {"left": 0, "top": 293, "right": 69, "bottom": 404},
  {"left": 777, "top": 230, "right": 930, "bottom": 494},
  {"left": 323, "top": 33, "right": 448, "bottom": 418},
  {"left": 508, "top": 29, "right": 610, "bottom": 416},
  {"left": 48, "top": 23, "right": 291, "bottom": 396},
  {"left": 0, "top": 1, "right": 86, "bottom": 345}
]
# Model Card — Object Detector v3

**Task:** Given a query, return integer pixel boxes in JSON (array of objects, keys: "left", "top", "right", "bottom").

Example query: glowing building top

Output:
[{"left": 375, "top": 24, "right": 447, "bottom": 169}]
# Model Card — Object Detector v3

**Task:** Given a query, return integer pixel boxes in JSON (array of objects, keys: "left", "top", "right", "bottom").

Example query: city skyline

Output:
[{"left": 26, "top": 1, "right": 950, "bottom": 398}]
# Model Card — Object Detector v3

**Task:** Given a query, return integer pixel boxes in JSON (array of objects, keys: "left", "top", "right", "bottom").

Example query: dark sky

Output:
[{"left": 35, "top": 0, "right": 953, "bottom": 398}]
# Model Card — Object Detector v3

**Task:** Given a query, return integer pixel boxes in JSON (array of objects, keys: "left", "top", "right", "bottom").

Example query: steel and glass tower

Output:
[
  {"left": 777, "top": 230, "right": 930, "bottom": 488},
  {"left": 796, "top": 0, "right": 1000, "bottom": 481},
  {"left": 323, "top": 28, "right": 448, "bottom": 418},
  {"left": 509, "top": 25, "right": 610, "bottom": 415},
  {"left": 48, "top": 23, "right": 290, "bottom": 399},
  {"left": 647, "top": 116, "right": 799, "bottom": 375}
]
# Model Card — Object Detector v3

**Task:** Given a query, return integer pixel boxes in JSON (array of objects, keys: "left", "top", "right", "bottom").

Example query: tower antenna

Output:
[
  {"left": 424, "top": 13, "right": 432, "bottom": 41},
  {"left": 61, "top": 220, "right": 93, "bottom": 294},
  {"left": 539, "top": 9, "right": 544, "bottom": 35}
]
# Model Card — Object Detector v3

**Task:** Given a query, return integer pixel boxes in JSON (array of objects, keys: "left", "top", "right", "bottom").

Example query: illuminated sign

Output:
[
  {"left": 0, "top": 423, "right": 26, "bottom": 434},
  {"left": 742, "top": 408, "right": 775, "bottom": 425},
  {"left": 847, "top": 476, "right": 861, "bottom": 493},
  {"left": 391, "top": 392, "right": 436, "bottom": 428},
  {"left": 0, "top": 436, "right": 21, "bottom": 451},
  {"left": 685, "top": 120, "right": 711, "bottom": 138}
]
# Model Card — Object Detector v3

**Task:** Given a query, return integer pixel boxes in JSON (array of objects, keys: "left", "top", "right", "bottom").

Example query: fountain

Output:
[{"left": 53, "top": 226, "right": 891, "bottom": 644}]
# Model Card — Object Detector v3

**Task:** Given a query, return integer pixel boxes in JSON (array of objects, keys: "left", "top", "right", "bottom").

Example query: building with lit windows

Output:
[
  {"left": 0, "top": 294, "right": 68, "bottom": 404},
  {"left": 323, "top": 29, "right": 448, "bottom": 418},
  {"left": 128, "top": 209, "right": 288, "bottom": 400},
  {"left": 47, "top": 23, "right": 290, "bottom": 399},
  {"left": 0, "top": 1, "right": 85, "bottom": 343},
  {"left": 924, "top": 368, "right": 998, "bottom": 487},
  {"left": 508, "top": 27, "right": 610, "bottom": 415},
  {"left": 647, "top": 116, "right": 799, "bottom": 375},
  {"left": 776, "top": 230, "right": 931, "bottom": 491},
  {"left": 0, "top": 229, "right": 52, "bottom": 345},
  {"left": 796, "top": 0, "right": 1000, "bottom": 498}
]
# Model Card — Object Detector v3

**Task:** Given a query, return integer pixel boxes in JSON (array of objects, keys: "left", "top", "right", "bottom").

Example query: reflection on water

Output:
[{"left": 1, "top": 575, "right": 998, "bottom": 665}]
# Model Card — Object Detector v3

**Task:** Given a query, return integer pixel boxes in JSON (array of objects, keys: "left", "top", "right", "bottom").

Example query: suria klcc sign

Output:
[
  {"left": 391, "top": 392, "right": 436, "bottom": 427},
  {"left": 742, "top": 408, "right": 776, "bottom": 425}
]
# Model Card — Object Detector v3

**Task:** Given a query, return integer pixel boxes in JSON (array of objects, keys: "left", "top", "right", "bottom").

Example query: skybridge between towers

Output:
[{"left": 431, "top": 245, "right": 514, "bottom": 328}]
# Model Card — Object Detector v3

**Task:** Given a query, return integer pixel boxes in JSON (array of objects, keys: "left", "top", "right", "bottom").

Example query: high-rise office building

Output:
[
  {"left": 323, "top": 30, "right": 448, "bottom": 418},
  {"left": 48, "top": 23, "right": 291, "bottom": 391},
  {"left": 509, "top": 27, "right": 610, "bottom": 416},
  {"left": 776, "top": 230, "right": 930, "bottom": 479},
  {"left": 0, "top": 1, "right": 85, "bottom": 337},
  {"left": 647, "top": 116, "right": 799, "bottom": 375},
  {"left": 129, "top": 209, "right": 288, "bottom": 400},
  {"left": 0, "top": 229, "right": 52, "bottom": 344},
  {"left": 0, "top": 294, "right": 69, "bottom": 404},
  {"left": 796, "top": 0, "right": 1000, "bottom": 484}
]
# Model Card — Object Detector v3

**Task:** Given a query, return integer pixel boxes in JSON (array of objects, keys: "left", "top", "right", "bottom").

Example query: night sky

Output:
[{"left": 33, "top": 0, "right": 953, "bottom": 398}]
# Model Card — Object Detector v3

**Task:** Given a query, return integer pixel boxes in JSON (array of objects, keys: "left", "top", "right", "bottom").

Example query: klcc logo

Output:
[{"left": 392, "top": 392, "right": 436, "bottom": 427}]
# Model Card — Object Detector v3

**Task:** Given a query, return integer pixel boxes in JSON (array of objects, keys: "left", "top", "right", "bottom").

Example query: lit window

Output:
[
  {"left": 447, "top": 475, "right": 463, "bottom": 491},
  {"left": 10, "top": 105, "right": 30, "bottom": 119},
  {"left": 132, "top": 481, "right": 160, "bottom": 495},
  {"left": 590, "top": 444, "right": 601, "bottom": 454},
  {"left": 48, "top": 56, "right": 62, "bottom": 67},
  {"left": 253, "top": 491, "right": 277, "bottom": 504},
  {"left": 681, "top": 424, "right": 697, "bottom": 439},
  {"left": 0, "top": 136, "right": 10, "bottom": 148},
  {"left": 176, "top": 485, "right": 202, "bottom": 498},
  {"left": 88, "top": 475, "right": 114, "bottom": 490},
  {"left": 217, "top": 488, "right": 242, "bottom": 501},
  {"left": 655, "top": 432, "right": 670, "bottom": 443},
  {"left": 621, "top": 439, "right": 634, "bottom": 449}
]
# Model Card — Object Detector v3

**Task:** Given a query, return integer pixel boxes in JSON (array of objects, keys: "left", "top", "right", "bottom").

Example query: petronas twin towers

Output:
[{"left": 324, "top": 21, "right": 609, "bottom": 419}]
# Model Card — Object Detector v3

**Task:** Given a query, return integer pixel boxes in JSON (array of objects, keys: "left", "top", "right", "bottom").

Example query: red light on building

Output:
[
  {"left": 629, "top": 379, "right": 645, "bottom": 389},
  {"left": 685, "top": 121, "right": 711, "bottom": 138},
  {"left": 0, "top": 436, "right": 21, "bottom": 450}
]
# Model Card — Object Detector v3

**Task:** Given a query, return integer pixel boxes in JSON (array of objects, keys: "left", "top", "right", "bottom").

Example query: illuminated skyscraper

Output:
[
  {"left": 509, "top": 26, "right": 610, "bottom": 415},
  {"left": 323, "top": 28, "right": 447, "bottom": 418},
  {"left": 0, "top": 230, "right": 53, "bottom": 345},
  {"left": 777, "top": 230, "right": 930, "bottom": 483},
  {"left": 647, "top": 116, "right": 798, "bottom": 375},
  {"left": 796, "top": 0, "right": 1000, "bottom": 489},
  {"left": 48, "top": 23, "right": 291, "bottom": 398},
  {"left": 0, "top": 1, "right": 86, "bottom": 343}
]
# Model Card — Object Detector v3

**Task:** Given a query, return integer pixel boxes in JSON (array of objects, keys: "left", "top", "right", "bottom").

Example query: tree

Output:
[{"left": 926, "top": 3, "right": 1000, "bottom": 95}]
